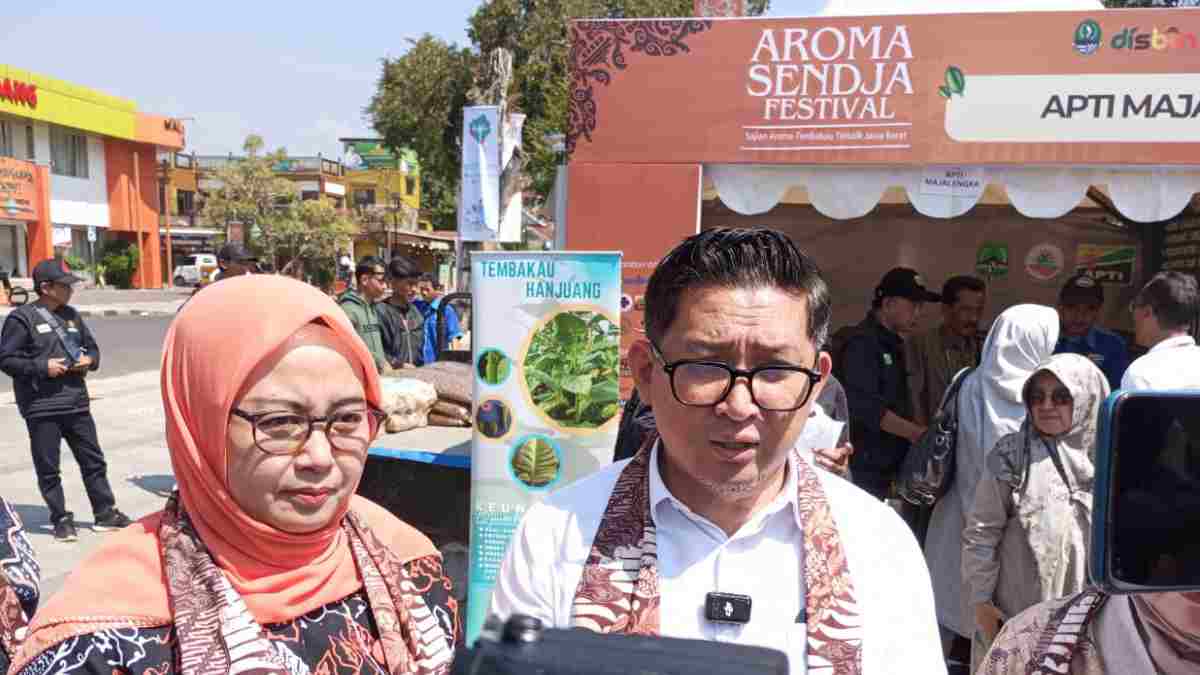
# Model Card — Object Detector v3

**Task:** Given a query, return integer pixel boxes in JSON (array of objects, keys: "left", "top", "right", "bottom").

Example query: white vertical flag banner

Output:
[{"left": 459, "top": 106, "right": 501, "bottom": 241}]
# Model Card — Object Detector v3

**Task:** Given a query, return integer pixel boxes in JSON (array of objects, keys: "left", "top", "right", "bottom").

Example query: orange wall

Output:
[
  {"left": 104, "top": 138, "right": 162, "bottom": 288},
  {"left": 26, "top": 165, "right": 54, "bottom": 266}
]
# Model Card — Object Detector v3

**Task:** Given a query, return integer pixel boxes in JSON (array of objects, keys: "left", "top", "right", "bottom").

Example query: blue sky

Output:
[{"left": 2, "top": 1, "right": 820, "bottom": 159}]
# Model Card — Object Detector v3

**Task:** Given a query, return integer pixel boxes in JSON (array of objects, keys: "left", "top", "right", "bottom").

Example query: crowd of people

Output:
[{"left": 0, "top": 226, "right": 1197, "bottom": 673}]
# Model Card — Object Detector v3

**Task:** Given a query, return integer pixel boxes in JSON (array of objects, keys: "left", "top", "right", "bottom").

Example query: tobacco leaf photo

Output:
[
  {"left": 524, "top": 311, "right": 620, "bottom": 429},
  {"left": 510, "top": 436, "right": 560, "bottom": 488},
  {"left": 477, "top": 349, "right": 511, "bottom": 385}
]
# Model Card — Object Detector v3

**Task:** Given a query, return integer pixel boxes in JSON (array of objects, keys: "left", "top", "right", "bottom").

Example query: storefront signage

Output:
[
  {"left": 1074, "top": 243, "right": 1136, "bottom": 286},
  {"left": 1025, "top": 243, "right": 1065, "bottom": 282},
  {"left": 0, "top": 78, "right": 36, "bottom": 108},
  {"left": 567, "top": 9, "right": 1200, "bottom": 165},
  {"left": 0, "top": 157, "right": 40, "bottom": 222},
  {"left": 467, "top": 252, "right": 621, "bottom": 643}
]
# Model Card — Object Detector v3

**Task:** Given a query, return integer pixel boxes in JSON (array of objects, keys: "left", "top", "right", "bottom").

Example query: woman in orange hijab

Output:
[{"left": 9, "top": 275, "right": 458, "bottom": 674}]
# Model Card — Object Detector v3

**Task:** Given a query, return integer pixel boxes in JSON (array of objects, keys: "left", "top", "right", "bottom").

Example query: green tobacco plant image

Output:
[
  {"left": 477, "top": 349, "right": 511, "bottom": 385},
  {"left": 525, "top": 311, "right": 620, "bottom": 429},
  {"left": 510, "top": 435, "right": 561, "bottom": 489}
]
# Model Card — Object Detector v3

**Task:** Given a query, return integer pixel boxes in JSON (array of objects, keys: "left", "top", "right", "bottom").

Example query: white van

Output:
[{"left": 172, "top": 254, "right": 218, "bottom": 287}]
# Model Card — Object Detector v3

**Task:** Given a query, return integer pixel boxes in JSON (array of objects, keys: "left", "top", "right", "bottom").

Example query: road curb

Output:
[{"left": 0, "top": 307, "right": 178, "bottom": 319}]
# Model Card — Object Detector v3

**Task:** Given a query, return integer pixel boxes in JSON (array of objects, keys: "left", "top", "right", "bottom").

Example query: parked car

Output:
[{"left": 172, "top": 254, "right": 218, "bottom": 287}]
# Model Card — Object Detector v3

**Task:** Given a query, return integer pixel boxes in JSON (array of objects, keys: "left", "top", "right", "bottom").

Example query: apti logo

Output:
[
  {"left": 1111, "top": 25, "right": 1199, "bottom": 51},
  {"left": 1074, "top": 20, "right": 1102, "bottom": 55}
]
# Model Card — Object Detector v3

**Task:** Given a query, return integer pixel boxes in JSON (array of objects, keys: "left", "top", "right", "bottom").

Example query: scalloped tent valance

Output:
[{"left": 705, "top": 165, "right": 1200, "bottom": 223}]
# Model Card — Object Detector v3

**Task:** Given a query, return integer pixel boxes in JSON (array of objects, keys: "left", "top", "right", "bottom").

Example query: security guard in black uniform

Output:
[{"left": 0, "top": 259, "right": 131, "bottom": 542}]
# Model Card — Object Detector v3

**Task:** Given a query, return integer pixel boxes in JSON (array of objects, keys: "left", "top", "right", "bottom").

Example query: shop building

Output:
[
  {"left": 0, "top": 64, "right": 185, "bottom": 287},
  {"left": 336, "top": 138, "right": 439, "bottom": 269}
]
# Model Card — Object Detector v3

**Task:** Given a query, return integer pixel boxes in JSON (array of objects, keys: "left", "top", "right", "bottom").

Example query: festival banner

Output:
[
  {"left": 466, "top": 251, "right": 622, "bottom": 641},
  {"left": 566, "top": 9, "right": 1200, "bottom": 165},
  {"left": 459, "top": 106, "right": 501, "bottom": 241}
]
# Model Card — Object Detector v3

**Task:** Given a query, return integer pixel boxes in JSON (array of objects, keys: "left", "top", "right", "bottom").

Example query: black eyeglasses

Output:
[
  {"left": 231, "top": 407, "right": 387, "bottom": 456},
  {"left": 648, "top": 341, "right": 822, "bottom": 411},
  {"left": 1028, "top": 388, "right": 1073, "bottom": 407}
]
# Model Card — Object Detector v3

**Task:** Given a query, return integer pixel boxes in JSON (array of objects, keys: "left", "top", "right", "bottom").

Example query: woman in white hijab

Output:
[
  {"left": 962, "top": 353, "right": 1110, "bottom": 670},
  {"left": 924, "top": 304, "right": 1060, "bottom": 653}
]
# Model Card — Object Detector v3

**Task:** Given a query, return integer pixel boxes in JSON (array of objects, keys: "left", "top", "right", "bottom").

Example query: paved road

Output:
[{"left": 0, "top": 316, "right": 172, "bottom": 397}]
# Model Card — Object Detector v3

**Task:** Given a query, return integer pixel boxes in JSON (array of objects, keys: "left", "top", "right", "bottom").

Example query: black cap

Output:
[
  {"left": 217, "top": 243, "right": 258, "bottom": 264},
  {"left": 875, "top": 267, "right": 941, "bottom": 303},
  {"left": 1060, "top": 273, "right": 1104, "bottom": 305},
  {"left": 32, "top": 259, "right": 82, "bottom": 287}
]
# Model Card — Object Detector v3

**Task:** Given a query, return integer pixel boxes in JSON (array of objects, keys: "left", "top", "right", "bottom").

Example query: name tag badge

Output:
[
  {"left": 1088, "top": 353, "right": 1105, "bottom": 365},
  {"left": 35, "top": 324, "right": 51, "bottom": 334}
]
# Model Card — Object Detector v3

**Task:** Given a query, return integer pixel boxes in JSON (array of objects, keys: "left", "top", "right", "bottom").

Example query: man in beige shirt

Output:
[{"left": 906, "top": 275, "right": 987, "bottom": 426}]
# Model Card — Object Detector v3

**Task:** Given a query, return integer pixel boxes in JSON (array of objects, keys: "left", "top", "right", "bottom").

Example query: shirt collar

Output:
[
  {"left": 1150, "top": 334, "right": 1197, "bottom": 353},
  {"left": 1060, "top": 328, "right": 1099, "bottom": 350},
  {"left": 647, "top": 440, "right": 803, "bottom": 535}
]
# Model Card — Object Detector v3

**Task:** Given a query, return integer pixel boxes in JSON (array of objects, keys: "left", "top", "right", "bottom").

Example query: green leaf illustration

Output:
[
  {"left": 945, "top": 66, "right": 966, "bottom": 95},
  {"left": 524, "top": 310, "right": 620, "bottom": 429},
  {"left": 511, "top": 438, "right": 560, "bottom": 487},
  {"left": 939, "top": 85, "right": 951, "bottom": 99}
]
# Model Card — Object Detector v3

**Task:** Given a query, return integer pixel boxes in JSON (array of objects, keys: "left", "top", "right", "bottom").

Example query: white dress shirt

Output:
[
  {"left": 489, "top": 444, "right": 945, "bottom": 674},
  {"left": 1121, "top": 335, "right": 1200, "bottom": 390}
]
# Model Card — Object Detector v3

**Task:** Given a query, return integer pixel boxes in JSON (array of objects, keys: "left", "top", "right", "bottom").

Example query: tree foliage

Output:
[
  {"left": 367, "top": 37, "right": 474, "bottom": 230},
  {"left": 203, "top": 135, "right": 356, "bottom": 273},
  {"left": 367, "top": 1, "right": 769, "bottom": 228}
]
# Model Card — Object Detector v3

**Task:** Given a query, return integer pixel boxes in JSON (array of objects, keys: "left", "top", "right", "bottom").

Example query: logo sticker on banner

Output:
[
  {"left": 976, "top": 242, "right": 1009, "bottom": 280},
  {"left": 1075, "top": 243, "right": 1136, "bottom": 286},
  {"left": 1025, "top": 243, "right": 1065, "bottom": 282},
  {"left": 466, "top": 251, "right": 621, "bottom": 642}
]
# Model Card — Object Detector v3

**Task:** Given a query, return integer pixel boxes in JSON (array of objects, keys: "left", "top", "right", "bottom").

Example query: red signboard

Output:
[{"left": 567, "top": 9, "right": 1200, "bottom": 166}]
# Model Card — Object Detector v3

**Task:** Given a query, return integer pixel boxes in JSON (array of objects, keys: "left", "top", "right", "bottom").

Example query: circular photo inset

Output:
[
  {"left": 476, "top": 399, "right": 514, "bottom": 439},
  {"left": 509, "top": 434, "right": 562, "bottom": 490},
  {"left": 524, "top": 310, "right": 620, "bottom": 429},
  {"left": 477, "top": 348, "right": 512, "bottom": 386},
  {"left": 620, "top": 294, "right": 634, "bottom": 313}
]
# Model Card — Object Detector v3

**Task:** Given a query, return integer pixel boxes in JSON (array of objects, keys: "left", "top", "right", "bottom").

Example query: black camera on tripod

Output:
[{"left": 452, "top": 614, "right": 789, "bottom": 675}]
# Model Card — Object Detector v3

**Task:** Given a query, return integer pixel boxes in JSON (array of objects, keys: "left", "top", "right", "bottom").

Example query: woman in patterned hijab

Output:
[
  {"left": 10, "top": 274, "right": 457, "bottom": 675},
  {"left": 962, "top": 353, "right": 1110, "bottom": 671}
]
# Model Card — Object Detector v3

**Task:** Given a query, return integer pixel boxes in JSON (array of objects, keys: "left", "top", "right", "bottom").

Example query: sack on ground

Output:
[
  {"left": 432, "top": 399, "right": 471, "bottom": 423},
  {"left": 405, "top": 362, "right": 472, "bottom": 407},
  {"left": 428, "top": 411, "right": 471, "bottom": 427},
  {"left": 378, "top": 377, "right": 437, "bottom": 416}
]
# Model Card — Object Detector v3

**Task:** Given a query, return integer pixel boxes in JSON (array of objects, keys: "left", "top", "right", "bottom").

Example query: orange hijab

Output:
[{"left": 21, "top": 275, "right": 434, "bottom": 649}]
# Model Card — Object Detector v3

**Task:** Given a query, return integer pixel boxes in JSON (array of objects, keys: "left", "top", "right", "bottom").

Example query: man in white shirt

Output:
[
  {"left": 490, "top": 228, "right": 944, "bottom": 674},
  {"left": 1123, "top": 271, "right": 1200, "bottom": 391}
]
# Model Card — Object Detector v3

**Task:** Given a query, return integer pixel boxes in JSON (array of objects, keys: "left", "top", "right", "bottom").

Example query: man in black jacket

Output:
[
  {"left": 0, "top": 259, "right": 131, "bottom": 543},
  {"left": 839, "top": 267, "right": 936, "bottom": 501},
  {"left": 376, "top": 256, "right": 427, "bottom": 369}
]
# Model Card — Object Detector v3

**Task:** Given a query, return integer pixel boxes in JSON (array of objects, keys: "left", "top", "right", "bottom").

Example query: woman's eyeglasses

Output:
[
  {"left": 231, "top": 407, "right": 387, "bottom": 455},
  {"left": 1028, "top": 388, "right": 1073, "bottom": 407}
]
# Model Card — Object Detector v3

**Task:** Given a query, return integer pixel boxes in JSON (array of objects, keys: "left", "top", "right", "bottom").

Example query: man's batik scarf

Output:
[
  {"left": 162, "top": 494, "right": 453, "bottom": 675},
  {"left": 571, "top": 436, "right": 864, "bottom": 674}
]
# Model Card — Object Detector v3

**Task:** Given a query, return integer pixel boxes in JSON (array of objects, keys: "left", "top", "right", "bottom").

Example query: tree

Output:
[
  {"left": 202, "top": 135, "right": 358, "bottom": 277},
  {"left": 201, "top": 135, "right": 299, "bottom": 266},
  {"left": 269, "top": 198, "right": 359, "bottom": 281},
  {"left": 367, "top": 1, "right": 769, "bottom": 227},
  {"left": 367, "top": 37, "right": 475, "bottom": 230}
]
